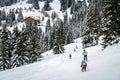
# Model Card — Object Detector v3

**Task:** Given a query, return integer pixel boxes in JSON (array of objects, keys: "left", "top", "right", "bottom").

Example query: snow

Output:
[
  {"left": 0, "top": 38, "right": 120, "bottom": 80},
  {"left": 0, "top": 0, "right": 120, "bottom": 79}
]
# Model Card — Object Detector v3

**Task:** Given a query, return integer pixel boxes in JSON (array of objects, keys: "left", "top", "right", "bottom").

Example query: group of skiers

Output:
[
  {"left": 81, "top": 49, "right": 88, "bottom": 72},
  {"left": 69, "top": 49, "right": 88, "bottom": 72}
]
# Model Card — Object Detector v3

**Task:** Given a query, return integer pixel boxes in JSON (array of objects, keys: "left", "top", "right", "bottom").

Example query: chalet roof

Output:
[
  {"left": 24, "top": 17, "right": 36, "bottom": 21},
  {"left": 24, "top": 16, "right": 40, "bottom": 21}
]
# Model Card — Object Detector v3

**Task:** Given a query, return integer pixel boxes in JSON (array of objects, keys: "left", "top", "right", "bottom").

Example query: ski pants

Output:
[
  {"left": 82, "top": 67, "right": 86, "bottom": 72},
  {"left": 84, "top": 55, "right": 87, "bottom": 61}
]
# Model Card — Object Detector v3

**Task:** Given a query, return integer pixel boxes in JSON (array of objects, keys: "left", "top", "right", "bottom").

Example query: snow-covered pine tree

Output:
[
  {"left": 1, "top": 26, "right": 12, "bottom": 70},
  {"left": 60, "top": 0, "right": 67, "bottom": 12},
  {"left": 1, "top": 9, "right": 6, "bottom": 20},
  {"left": 65, "top": 30, "right": 73, "bottom": 44},
  {"left": 53, "top": 28, "right": 64, "bottom": 54},
  {"left": 51, "top": 11, "right": 57, "bottom": 21},
  {"left": 65, "top": 19, "right": 74, "bottom": 44},
  {"left": 10, "top": 9, "right": 16, "bottom": 21},
  {"left": 37, "top": 28, "right": 43, "bottom": 57},
  {"left": 53, "top": 18, "right": 64, "bottom": 54},
  {"left": 11, "top": 29, "right": 28, "bottom": 67},
  {"left": 43, "top": 0, "right": 52, "bottom": 11},
  {"left": 17, "top": 9, "right": 23, "bottom": 22},
  {"left": 6, "top": 9, "right": 16, "bottom": 27},
  {"left": 67, "top": 0, "right": 72, "bottom": 8},
  {"left": 44, "top": 35, "right": 49, "bottom": 51},
  {"left": 102, "top": 0, "right": 120, "bottom": 48},
  {"left": 25, "top": 24, "right": 40, "bottom": 63},
  {"left": 11, "top": 27, "right": 20, "bottom": 68},
  {"left": 45, "top": 19, "right": 51, "bottom": 33},
  {"left": 70, "top": 0, "right": 75, "bottom": 14},
  {"left": 33, "top": 0, "right": 40, "bottom": 10},
  {"left": 0, "top": 0, "right": 18, "bottom": 7},
  {"left": 40, "top": 33, "right": 47, "bottom": 52},
  {"left": 82, "top": 7, "right": 101, "bottom": 48},
  {"left": 45, "top": 0, "right": 53, "bottom": 3},
  {"left": 49, "top": 27, "right": 55, "bottom": 49},
  {"left": 71, "top": 0, "right": 87, "bottom": 39},
  {"left": 27, "top": 0, "right": 33, "bottom": 4},
  {"left": 45, "top": 19, "right": 52, "bottom": 50},
  {"left": 63, "top": 12, "right": 69, "bottom": 44}
]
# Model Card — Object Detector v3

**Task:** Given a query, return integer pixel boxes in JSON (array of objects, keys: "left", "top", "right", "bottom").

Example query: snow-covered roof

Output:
[{"left": 24, "top": 16, "right": 40, "bottom": 20}]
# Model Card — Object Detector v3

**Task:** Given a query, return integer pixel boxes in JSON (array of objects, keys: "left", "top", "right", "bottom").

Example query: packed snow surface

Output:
[{"left": 0, "top": 38, "right": 120, "bottom": 80}]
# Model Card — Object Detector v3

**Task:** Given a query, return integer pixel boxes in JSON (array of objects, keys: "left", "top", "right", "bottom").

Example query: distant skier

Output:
[
  {"left": 82, "top": 49, "right": 88, "bottom": 61},
  {"left": 69, "top": 54, "right": 72, "bottom": 59},
  {"left": 74, "top": 49, "right": 76, "bottom": 52},
  {"left": 81, "top": 60, "right": 87, "bottom": 72}
]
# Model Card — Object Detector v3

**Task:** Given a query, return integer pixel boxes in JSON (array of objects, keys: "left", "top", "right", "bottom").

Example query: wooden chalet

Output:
[{"left": 24, "top": 17, "right": 40, "bottom": 26}]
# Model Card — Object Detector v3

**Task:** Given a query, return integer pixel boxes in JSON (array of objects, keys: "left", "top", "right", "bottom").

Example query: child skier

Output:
[{"left": 81, "top": 60, "right": 87, "bottom": 72}]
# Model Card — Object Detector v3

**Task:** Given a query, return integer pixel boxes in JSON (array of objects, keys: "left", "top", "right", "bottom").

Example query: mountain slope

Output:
[{"left": 0, "top": 38, "right": 120, "bottom": 80}]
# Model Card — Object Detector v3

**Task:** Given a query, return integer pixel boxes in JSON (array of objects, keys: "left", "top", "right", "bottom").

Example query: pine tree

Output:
[
  {"left": 27, "top": 0, "right": 33, "bottom": 4},
  {"left": 49, "top": 27, "right": 55, "bottom": 49},
  {"left": 17, "top": 9, "right": 23, "bottom": 22},
  {"left": 45, "top": 19, "right": 51, "bottom": 33},
  {"left": 60, "top": 0, "right": 67, "bottom": 12},
  {"left": 11, "top": 27, "right": 20, "bottom": 68},
  {"left": 82, "top": 7, "right": 101, "bottom": 48},
  {"left": 0, "top": 0, "right": 17, "bottom": 7},
  {"left": 70, "top": 0, "right": 75, "bottom": 14},
  {"left": 6, "top": 9, "right": 16, "bottom": 27},
  {"left": 1, "top": 27, "right": 12, "bottom": 70},
  {"left": 11, "top": 9, "right": 16, "bottom": 21},
  {"left": 11, "top": 26, "right": 30, "bottom": 67},
  {"left": 1, "top": 9, "right": 6, "bottom": 20},
  {"left": 51, "top": 11, "right": 57, "bottom": 20},
  {"left": 70, "top": 0, "right": 87, "bottom": 39},
  {"left": 43, "top": 1, "right": 52, "bottom": 11},
  {"left": 53, "top": 18, "right": 64, "bottom": 54},
  {"left": 53, "top": 28, "right": 64, "bottom": 54},
  {"left": 33, "top": 0, "right": 40, "bottom": 10},
  {"left": 45, "top": 19, "right": 51, "bottom": 50},
  {"left": 102, "top": 0, "right": 120, "bottom": 48},
  {"left": 67, "top": 0, "right": 72, "bottom": 8},
  {"left": 65, "top": 23, "right": 73, "bottom": 44},
  {"left": 63, "top": 12, "right": 69, "bottom": 44},
  {"left": 25, "top": 24, "right": 40, "bottom": 63}
]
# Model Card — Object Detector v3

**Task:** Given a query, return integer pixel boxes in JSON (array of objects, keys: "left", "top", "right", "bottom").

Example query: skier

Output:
[
  {"left": 81, "top": 60, "right": 87, "bottom": 72},
  {"left": 69, "top": 54, "right": 72, "bottom": 59},
  {"left": 82, "top": 49, "right": 88, "bottom": 61}
]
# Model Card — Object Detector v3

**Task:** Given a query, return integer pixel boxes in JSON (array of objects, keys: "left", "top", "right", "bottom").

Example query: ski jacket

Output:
[
  {"left": 81, "top": 61, "right": 87, "bottom": 67},
  {"left": 82, "top": 52, "right": 87, "bottom": 56}
]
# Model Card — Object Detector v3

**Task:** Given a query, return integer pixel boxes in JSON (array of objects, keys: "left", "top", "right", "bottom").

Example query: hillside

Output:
[
  {"left": 0, "top": 0, "right": 89, "bottom": 70},
  {"left": 0, "top": 0, "right": 63, "bottom": 31},
  {"left": 0, "top": 0, "right": 120, "bottom": 80},
  {"left": 0, "top": 38, "right": 120, "bottom": 80}
]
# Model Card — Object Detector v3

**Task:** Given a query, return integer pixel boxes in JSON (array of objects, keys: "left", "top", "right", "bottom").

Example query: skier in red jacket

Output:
[{"left": 81, "top": 60, "right": 87, "bottom": 72}]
